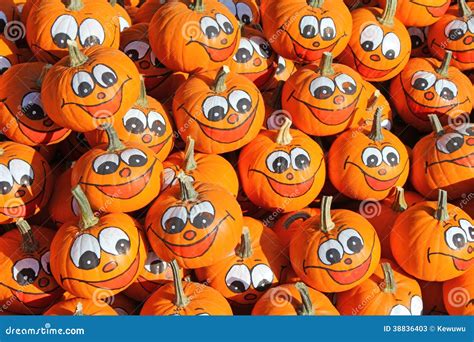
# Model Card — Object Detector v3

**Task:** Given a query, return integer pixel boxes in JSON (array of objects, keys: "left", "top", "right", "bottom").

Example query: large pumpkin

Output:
[
  {"left": 378, "top": 0, "right": 450, "bottom": 27},
  {"left": 443, "top": 267, "right": 473, "bottom": 315}
]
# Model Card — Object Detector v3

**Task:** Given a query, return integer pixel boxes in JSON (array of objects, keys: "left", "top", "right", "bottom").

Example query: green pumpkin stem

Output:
[
  {"left": 110, "top": 0, "right": 117, "bottom": 6},
  {"left": 67, "top": 0, "right": 84, "bottom": 11},
  {"left": 368, "top": 108, "right": 385, "bottom": 142},
  {"left": 459, "top": 0, "right": 473, "bottom": 18},
  {"left": 72, "top": 185, "right": 99, "bottom": 230},
  {"left": 67, "top": 40, "right": 88, "bottom": 67},
  {"left": 382, "top": 263, "right": 397, "bottom": 293},
  {"left": 36, "top": 64, "right": 52, "bottom": 88},
  {"left": 428, "top": 114, "right": 445, "bottom": 136},
  {"left": 308, "top": 0, "right": 324, "bottom": 8},
  {"left": 213, "top": 66, "right": 230, "bottom": 93},
  {"left": 320, "top": 196, "right": 335, "bottom": 233},
  {"left": 367, "top": 90, "right": 380, "bottom": 111},
  {"left": 135, "top": 77, "right": 149, "bottom": 108},
  {"left": 295, "top": 282, "right": 314, "bottom": 315},
  {"left": 177, "top": 172, "right": 198, "bottom": 201},
  {"left": 320, "top": 52, "right": 334, "bottom": 76},
  {"left": 434, "top": 190, "right": 449, "bottom": 222},
  {"left": 436, "top": 51, "right": 452, "bottom": 78},
  {"left": 276, "top": 117, "right": 293, "bottom": 145},
  {"left": 170, "top": 260, "right": 190, "bottom": 308},
  {"left": 16, "top": 219, "right": 39, "bottom": 254},
  {"left": 104, "top": 124, "right": 125, "bottom": 152},
  {"left": 236, "top": 227, "right": 253, "bottom": 259},
  {"left": 392, "top": 187, "right": 408, "bottom": 212},
  {"left": 184, "top": 136, "right": 197, "bottom": 171},
  {"left": 378, "top": 0, "right": 397, "bottom": 26},
  {"left": 270, "top": 81, "right": 284, "bottom": 110},
  {"left": 192, "top": 0, "right": 205, "bottom": 12},
  {"left": 73, "top": 302, "right": 84, "bottom": 316}
]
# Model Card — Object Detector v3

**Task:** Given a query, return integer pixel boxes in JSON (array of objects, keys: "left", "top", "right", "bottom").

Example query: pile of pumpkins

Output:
[{"left": 0, "top": 0, "right": 472, "bottom": 316}]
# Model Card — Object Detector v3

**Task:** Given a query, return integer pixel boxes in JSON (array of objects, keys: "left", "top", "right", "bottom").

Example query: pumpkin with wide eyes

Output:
[
  {"left": 149, "top": 0, "right": 240, "bottom": 73},
  {"left": 338, "top": 0, "right": 411, "bottom": 82},
  {"left": 0, "top": 35, "right": 20, "bottom": 75},
  {"left": 195, "top": 217, "right": 290, "bottom": 310},
  {"left": 71, "top": 125, "right": 162, "bottom": 213},
  {"left": 290, "top": 196, "right": 381, "bottom": 292},
  {"left": 26, "top": 0, "right": 121, "bottom": 63},
  {"left": 328, "top": 109, "right": 410, "bottom": 201},
  {"left": 0, "top": 142, "right": 52, "bottom": 224},
  {"left": 408, "top": 26, "right": 431, "bottom": 57},
  {"left": 238, "top": 118, "right": 326, "bottom": 212},
  {"left": 357, "top": 81, "right": 393, "bottom": 131},
  {"left": 282, "top": 52, "right": 368, "bottom": 137},
  {"left": 44, "top": 298, "right": 117, "bottom": 315},
  {"left": 443, "top": 267, "right": 474, "bottom": 315},
  {"left": 261, "top": 0, "right": 352, "bottom": 63},
  {"left": 0, "top": 62, "right": 71, "bottom": 146},
  {"left": 173, "top": 66, "right": 264, "bottom": 154},
  {"left": 336, "top": 261, "right": 423, "bottom": 315},
  {"left": 41, "top": 42, "right": 141, "bottom": 133},
  {"left": 428, "top": 0, "right": 474, "bottom": 71},
  {"left": 120, "top": 23, "right": 188, "bottom": 102},
  {"left": 390, "top": 51, "right": 474, "bottom": 132},
  {"left": 391, "top": 190, "right": 474, "bottom": 281},
  {"left": 48, "top": 167, "right": 81, "bottom": 227},
  {"left": 50, "top": 186, "right": 146, "bottom": 298},
  {"left": 411, "top": 115, "right": 474, "bottom": 199},
  {"left": 0, "top": 220, "right": 63, "bottom": 314},
  {"left": 379, "top": 0, "right": 450, "bottom": 27},
  {"left": 218, "top": 0, "right": 259, "bottom": 25},
  {"left": 146, "top": 173, "right": 243, "bottom": 269}
]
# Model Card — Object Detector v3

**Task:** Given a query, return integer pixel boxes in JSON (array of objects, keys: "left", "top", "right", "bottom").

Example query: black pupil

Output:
[
  {"left": 446, "top": 136, "right": 464, "bottom": 153},
  {"left": 362, "top": 41, "right": 374, "bottom": 51},
  {"left": 223, "top": 22, "right": 233, "bottom": 34},
  {"left": 228, "top": 280, "right": 245, "bottom": 293},
  {"left": 342, "top": 82, "right": 356, "bottom": 95},
  {"left": 241, "top": 15, "right": 251, "bottom": 24},
  {"left": 150, "top": 261, "right": 166, "bottom": 274},
  {"left": 192, "top": 212, "right": 214, "bottom": 229},
  {"left": 128, "top": 154, "right": 147, "bottom": 167},
  {"left": 205, "top": 26, "right": 219, "bottom": 39},
  {"left": 440, "top": 87, "right": 455, "bottom": 100},
  {"left": 366, "top": 155, "right": 379, "bottom": 167},
  {"left": 453, "top": 233, "right": 466, "bottom": 249},
  {"left": 468, "top": 227, "right": 474, "bottom": 241},
  {"left": 0, "top": 182, "right": 12, "bottom": 195},
  {"left": 413, "top": 78, "right": 429, "bottom": 90},
  {"left": 272, "top": 157, "right": 288, "bottom": 173},
  {"left": 384, "top": 50, "right": 396, "bottom": 59},
  {"left": 20, "top": 175, "right": 33, "bottom": 186},
  {"left": 207, "top": 106, "right": 226, "bottom": 121},
  {"left": 386, "top": 152, "right": 399, "bottom": 166},
  {"left": 302, "top": 25, "right": 317, "bottom": 38},
  {"left": 347, "top": 236, "right": 363, "bottom": 253},
  {"left": 78, "top": 251, "right": 100, "bottom": 270},
  {"left": 235, "top": 48, "right": 252, "bottom": 63},
  {"left": 101, "top": 72, "right": 117, "bottom": 87},
  {"left": 116, "top": 239, "right": 130, "bottom": 255},
  {"left": 236, "top": 98, "right": 251, "bottom": 113},
  {"left": 23, "top": 103, "right": 45, "bottom": 120},
  {"left": 0, "top": 67, "right": 8, "bottom": 75},
  {"left": 326, "top": 248, "right": 342, "bottom": 265},
  {"left": 16, "top": 268, "right": 36, "bottom": 286},
  {"left": 411, "top": 35, "right": 423, "bottom": 48},
  {"left": 0, "top": 19, "right": 5, "bottom": 34},
  {"left": 125, "top": 118, "right": 145, "bottom": 134},
  {"left": 164, "top": 217, "right": 186, "bottom": 234},
  {"left": 313, "top": 86, "right": 333, "bottom": 99},
  {"left": 276, "top": 63, "right": 284, "bottom": 74},
  {"left": 322, "top": 27, "right": 335, "bottom": 40},
  {"left": 53, "top": 33, "right": 70, "bottom": 48},
  {"left": 150, "top": 120, "right": 166, "bottom": 136},
  {"left": 83, "top": 36, "right": 101, "bottom": 47},
  {"left": 255, "top": 280, "right": 271, "bottom": 292},
  {"left": 449, "top": 29, "right": 464, "bottom": 41},
  {"left": 97, "top": 161, "right": 118, "bottom": 175},
  {"left": 127, "top": 49, "right": 139, "bottom": 61},
  {"left": 260, "top": 44, "right": 271, "bottom": 57},
  {"left": 295, "top": 154, "right": 310, "bottom": 170},
  {"left": 78, "top": 82, "right": 93, "bottom": 98}
]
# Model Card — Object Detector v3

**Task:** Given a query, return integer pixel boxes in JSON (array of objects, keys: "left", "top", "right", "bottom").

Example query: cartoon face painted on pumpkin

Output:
[
  {"left": 219, "top": 0, "right": 260, "bottom": 25},
  {"left": 409, "top": 26, "right": 431, "bottom": 57}
]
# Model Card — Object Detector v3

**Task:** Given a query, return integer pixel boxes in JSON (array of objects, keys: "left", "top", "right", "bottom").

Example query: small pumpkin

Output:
[
  {"left": 378, "top": 0, "right": 450, "bottom": 27},
  {"left": 48, "top": 166, "right": 80, "bottom": 227},
  {"left": 408, "top": 26, "right": 431, "bottom": 58},
  {"left": 219, "top": 0, "right": 259, "bottom": 25},
  {"left": 0, "top": 35, "right": 20, "bottom": 75},
  {"left": 44, "top": 298, "right": 117, "bottom": 315},
  {"left": 443, "top": 267, "right": 473, "bottom": 315}
]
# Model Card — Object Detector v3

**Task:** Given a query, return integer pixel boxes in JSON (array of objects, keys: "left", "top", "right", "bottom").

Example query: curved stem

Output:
[
  {"left": 367, "top": 90, "right": 380, "bottom": 111},
  {"left": 170, "top": 260, "right": 190, "bottom": 308},
  {"left": 436, "top": 51, "right": 452, "bottom": 78},
  {"left": 67, "top": 40, "right": 88, "bottom": 67},
  {"left": 320, "top": 196, "right": 335, "bottom": 233},
  {"left": 212, "top": 66, "right": 230, "bottom": 93},
  {"left": 135, "top": 77, "right": 149, "bottom": 108},
  {"left": 308, "top": 0, "right": 324, "bottom": 8},
  {"left": 368, "top": 108, "right": 384, "bottom": 142},
  {"left": 72, "top": 185, "right": 99, "bottom": 230},
  {"left": 320, "top": 52, "right": 334, "bottom": 77},
  {"left": 295, "top": 282, "right": 314, "bottom": 315},
  {"left": 236, "top": 227, "right": 253, "bottom": 259},
  {"left": 382, "top": 263, "right": 397, "bottom": 293},
  {"left": 16, "top": 219, "right": 39, "bottom": 253},
  {"left": 104, "top": 124, "right": 125, "bottom": 152},
  {"left": 177, "top": 172, "right": 198, "bottom": 201},
  {"left": 276, "top": 117, "right": 293, "bottom": 145},
  {"left": 73, "top": 302, "right": 83, "bottom": 316},
  {"left": 378, "top": 0, "right": 397, "bottom": 26},
  {"left": 434, "top": 190, "right": 449, "bottom": 222},
  {"left": 429, "top": 114, "right": 445, "bottom": 137},
  {"left": 36, "top": 64, "right": 52, "bottom": 88},
  {"left": 459, "top": 0, "right": 473, "bottom": 18},
  {"left": 192, "top": 0, "right": 205, "bottom": 12},
  {"left": 391, "top": 187, "right": 407, "bottom": 212},
  {"left": 184, "top": 136, "right": 197, "bottom": 171},
  {"left": 67, "top": 0, "right": 84, "bottom": 11}
]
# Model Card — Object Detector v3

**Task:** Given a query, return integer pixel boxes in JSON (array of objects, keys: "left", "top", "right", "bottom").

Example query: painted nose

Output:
[
  {"left": 221, "top": 38, "right": 228, "bottom": 45},
  {"left": 333, "top": 95, "right": 345, "bottom": 105},
  {"left": 370, "top": 54, "right": 381, "bottom": 62},
  {"left": 103, "top": 261, "right": 118, "bottom": 273},
  {"left": 139, "top": 60, "right": 150, "bottom": 69},
  {"left": 378, "top": 169, "right": 387, "bottom": 176},
  {"left": 38, "top": 277, "right": 50, "bottom": 288},
  {"left": 142, "top": 134, "right": 152, "bottom": 143},
  {"left": 286, "top": 173, "right": 294, "bottom": 180},
  {"left": 119, "top": 167, "right": 131, "bottom": 178},
  {"left": 344, "top": 258, "right": 352, "bottom": 265},
  {"left": 97, "top": 92, "right": 106, "bottom": 100},
  {"left": 227, "top": 113, "right": 239, "bottom": 124},
  {"left": 253, "top": 57, "right": 262, "bottom": 66},
  {"left": 466, "top": 137, "right": 474, "bottom": 146},
  {"left": 463, "top": 35, "right": 474, "bottom": 45},
  {"left": 183, "top": 230, "right": 196, "bottom": 241},
  {"left": 424, "top": 91, "right": 434, "bottom": 100},
  {"left": 312, "top": 41, "right": 320, "bottom": 48},
  {"left": 43, "top": 118, "right": 53, "bottom": 127},
  {"left": 468, "top": 245, "right": 473, "bottom": 254},
  {"left": 15, "top": 189, "right": 26, "bottom": 198}
]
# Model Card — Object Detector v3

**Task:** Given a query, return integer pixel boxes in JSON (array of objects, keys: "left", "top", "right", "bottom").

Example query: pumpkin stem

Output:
[
  {"left": 320, "top": 196, "right": 335, "bottom": 233},
  {"left": 67, "top": 0, "right": 84, "bottom": 11},
  {"left": 436, "top": 51, "right": 452, "bottom": 78},
  {"left": 170, "top": 260, "right": 190, "bottom": 308},
  {"left": 67, "top": 40, "right": 88, "bottom": 68},
  {"left": 110, "top": 0, "right": 117, "bottom": 6},
  {"left": 434, "top": 190, "right": 449, "bottom": 222},
  {"left": 382, "top": 262, "right": 397, "bottom": 293},
  {"left": 184, "top": 136, "right": 197, "bottom": 171},
  {"left": 270, "top": 81, "right": 284, "bottom": 110},
  {"left": 0, "top": 148, "right": 3, "bottom": 156},
  {"left": 192, "top": 0, "right": 205, "bottom": 12},
  {"left": 72, "top": 185, "right": 99, "bottom": 230},
  {"left": 428, "top": 114, "right": 445, "bottom": 136},
  {"left": 135, "top": 77, "right": 149, "bottom": 108},
  {"left": 177, "top": 171, "right": 198, "bottom": 201},
  {"left": 295, "top": 282, "right": 314, "bottom": 315},
  {"left": 319, "top": 52, "right": 334, "bottom": 76},
  {"left": 392, "top": 187, "right": 408, "bottom": 212},
  {"left": 73, "top": 302, "right": 84, "bottom": 316},
  {"left": 459, "top": 0, "right": 473, "bottom": 18},
  {"left": 236, "top": 227, "right": 253, "bottom": 259},
  {"left": 378, "top": 0, "right": 397, "bottom": 26},
  {"left": 104, "top": 124, "right": 125, "bottom": 152},
  {"left": 367, "top": 90, "right": 380, "bottom": 111},
  {"left": 368, "top": 108, "right": 385, "bottom": 142},
  {"left": 276, "top": 117, "right": 293, "bottom": 145},
  {"left": 308, "top": 0, "right": 324, "bottom": 8},
  {"left": 16, "top": 219, "right": 39, "bottom": 254},
  {"left": 212, "top": 66, "right": 230, "bottom": 93},
  {"left": 36, "top": 64, "right": 52, "bottom": 88}
]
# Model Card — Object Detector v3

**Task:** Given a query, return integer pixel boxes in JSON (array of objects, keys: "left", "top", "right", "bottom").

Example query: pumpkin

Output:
[
  {"left": 110, "top": 0, "right": 132, "bottom": 32},
  {"left": 141, "top": 260, "right": 233, "bottom": 315},
  {"left": 26, "top": 0, "right": 121, "bottom": 63},
  {"left": 0, "top": 142, "right": 52, "bottom": 224},
  {"left": 162, "top": 136, "right": 239, "bottom": 196},
  {"left": 71, "top": 125, "right": 163, "bottom": 213},
  {"left": 443, "top": 267, "right": 473, "bottom": 315},
  {"left": 133, "top": 0, "right": 173, "bottom": 24},
  {"left": 146, "top": 172, "right": 243, "bottom": 269},
  {"left": 48, "top": 166, "right": 80, "bottom": 227},
  {"left": 84, "top": 79, "right": 174, "bottom": 161},
  {"left": 290, "top": 196, "right": 381, "bottom": 292},
  {"left": 44, "top": 298, "right": 117, "bottom": 315},
  {"left": 428, "top": 0, "right": 474, "bottom": 71},
  {"left": 173, "top": 66, "right": 264, "bottom": 154},
  {"left": 41, "top": 42, "right": 141, "bottom": 133},
  {"left": 195, "top": 217, "right": 289, "bottom": 309},
  {"left": 120, "top": 23, "right": 188, "bottom": 102},
  {"left": 378, "top": 0, "right": 450, "bottom": 27},
  {"left": 0, "top": 220, "right": 63, "bottom": 314},
  {"left": 338, "top": 0, "right": 411, "bottom": 82},
  {"left": 149, "top": 0, "right": 240, "bottom": 73},
  {"left": 252, "top": 282, "right": 339, "bottom": 316},
  {"left": 328, "top": 109, "right": 410, "bottom": 201},
  {"left": 390, "top": 51, "right": 474, "bottom": 132},
  {"left": 219, "top": 0, "right": 259, "bottom": 25},
  {"left": 50, "top": 186, "right": 146, "bottom": 298},
  {"left": 411, "top": 115, "right": 474, "bottom": 199},
  {"left": 20, "top": 0, "right": 38, "bottom": 24},
  {"left": 238, "top": 118, "right": 326, "bottom": 212},
  {"left": 408, "top": 26, "right": 431, "bottom": 58},
  {"left": 272, "top": 207, "right": 320, "bottom": 249},
  {"left": 0, "top": 35, "right": 20, "bottom": 75},
  {"left": 282, "top": 52, "right": 368, "bottom": 137},
  {"left": 336, "top": 261, "right": 423, "bottom": 315},
  {"left": 261, "top": 0, "right": 352, "bottom": 63},
  {"left": 419, "top": 280, "right": 448, "bottom": 315},
  {"left": 0, "top": 62, "right": 71, "bottom": 146},
  {"left": 391, "top": 189, "right": 474, "bottom": 281},
  {"left": 358, "top": 81, "right": 393, "bottom": 131}
]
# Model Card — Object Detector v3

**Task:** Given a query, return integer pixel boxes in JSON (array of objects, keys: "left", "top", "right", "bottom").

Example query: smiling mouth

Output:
[
  {"left": 143, "top": 72, "right": 173, "bottom": 91},
  {"left": 428, "top": 152, "right": 474, "bottom": 169},
  {"left": 283, "top": 28, "right": 345, "bottom": 61},
  {"left": 149, "top": 134, "right": 172, "bottom": 154},
  {"left": 409, "top": 0, "right": 450, "bottom": 17},
  {"left": 347, "top": 45, "right": 405, "bottom": 79},
  {"left": 427, "top": 248, "right": 474, "bottom": 271},
  {"left": 431, "top": 40, "right": 474, "bottom": 64},
  {"left": 11, "top": 287, "right": 62, "bottom": 309},
  {"left": 190, "top": 36, "right": 238, "bottom": 62},
  {"left": 137, "top": 275, "right": 167, "bottom": 294}
]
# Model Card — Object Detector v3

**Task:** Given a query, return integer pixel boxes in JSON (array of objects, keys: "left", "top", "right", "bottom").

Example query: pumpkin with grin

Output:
[{"left": 378, "top": 0, "right": 450, "bottom": 27}]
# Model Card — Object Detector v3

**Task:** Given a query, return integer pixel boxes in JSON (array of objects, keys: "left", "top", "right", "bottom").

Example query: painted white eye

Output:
[
  {"left": 123, "top": 41, "right": 150, "bottom": 61},
  {"left": 13, "top": 258, "right": 40, "bottom": 286},
  {"left": 468, "top": 17, "right": 474, "bottom": 33},
  {"left": 0, "top": 11, "right": 6, "bottom": 26},
  {"left": 290, "top": 147, "right": 311, "bottom": 170},
  {"left": 381, "top": 32, "right": 401, "bottom": 60},
  {"left": 434, "top": 79, "right": 458, "bottom": 100},
  {"left": 299, "top": 15, "right": 318, "bottom": 39},
  {"left": 445, "top": 20, "right": 467, "bottom": 40},
  {"left": 41, "top": 251, "right": 51, "bottom": 275},
  {"left": 382, "top": 119, "right": 392, "bottom": 131},
  {"left": 51, "top": 14, "right": 78, "bottom": 48},
  {"left": 229, "top": 90, "right": 252, "bottom": 113},
  {"left": 320, "top": 18, "right": 336, "bottom": 41},
  {"left": 161, "top": 206, "right": 188, "bottom": 234},
  {"left": 144, "top": 251, "right": 168, "bottom": 274},
  {"left": 334, "top": 74, "right": 357, "bottom": 95},
  {"left": 99, "top": 227, "right": 131, "bottom": 256},
  {"left": 410, "top": 296, "right": 423, "bottom": 315},
  {"left": 390, "top": 304, "right": 412, "bottom": 315},
  {"left": 362, "top": 147, "right": 382, "bottom": 167},
  {"left": 123, "top": 109, "right": 147, "bottom": 134},
  {"left": 445, "top": 226, "right": 468, "bottom": 250},
  {"left": 310, "top": 76, "right": 335, "bottom": 99},
  {"left": 459, "top": 219, "right": 474, "bottom": 242},
  {"left": 70, "top": 234, "right": 101, "bottom": 270},
  {"left": 408, "top": 27, "right": 425, "bottom": 49},
  {"left": 79, "top": 18, "right": 105, "bottom": 47},
  {"left": 276, "top": 55, "right": 286, "bottom": 75},
  {"left": 72, "top": 71, "right": 95, "bottom": 98},
  {"left": 226, "top": 264, "right": 251, "bottom": 293},
  {"left": 202, "top": 95, "right": 229, "bottom": 121},
  {"left": 338, "top": 229, "right": 364, "bottom": 255},
  {"left": 118, "top": 16, "right": 130, "bottom": 32},
  {"left": 266, "top": 151, "right": 291, "bottom": 174},
  {"left": 318, "top": 239, "right": 344, "bottom": 265},
  {"left": 219, "top": 0, "right": 236, "bottom": 15},
  {"left": 71, "top": 197, "right": 80, "bottom": 217},
  {"left": 249, "top": 36, "right": 272, "bottom": 58},
  {"left": 360, "top": 24, "right": 383, "bottom": 51},
  {"left": 147, "top": 111, "right": 166, "bottom": 136},
  {"left": 436, "top": 132, "right": 464, "bottom": 154},
  {"left": 93, "top": 153, "right": 120, "bottom": 175},
  {"left": 162, "top": 167, "right": 176, "bottom": 189},
  {"left": 120, "top": 148, "right": 148, "bottom": 167},
  {"left": 411, "top": 71, "right": 436, "bottom": 90},
  {"left": 93, "top": 64, "right": 118, "bottom": 88},
  {"left": 189, "top": 201, "right": 215, "bottom": 229},
  {"left": 382, "top": 146, "right": 400, "bottom": 167},
  {"left": 0, "top": 164, "right": 13, "bottom": 195},
  {"left": 251, "top": 264, "right": 274, "bottom": 292},
  {"left": 215, "top": 13, "right": 234, "bottom": 34},
  {"left": 9, "top": 159, "right": 34, "bottom": 186},
  {"left": 233, "top": 38, "right": 254, "bottom": 63},
  {"left": 21, "top": 92, "right": 45, "bottom": 120},
  {"left": 200, "top": 16, "right": 220, "bottom": 39},
  {"left": 149, "top": 51, "right": 163, "bottom": 67},
  {"left": 236, "top": 3, "right": 253, "bottom": 24},
  {"left": 0, "top": 56, "right": 11, "bottom": 74},
  {"left": 455, "top": 123, "right": 474, "bottom": 136}
]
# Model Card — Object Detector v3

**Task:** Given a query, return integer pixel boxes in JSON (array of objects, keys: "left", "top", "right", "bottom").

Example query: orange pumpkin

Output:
[
  {"left": 378, "top": 0, "right": 450, "bottom": 27},
  {"left": 219, "top": 0, "right": 259, "bottom": 25},
  {"left": 443, "top": 267, "right": 473, "bottom": 315},
  {"left": 132, "top": 0, "right": 173, "bottom": 24},
  {"left": 44, "top": 298, "right": 117, "bottom": 315},
  {"left": 408, "top": 26, "right": 431, "bottom": 58},
  {"left": 0, "top": 35, "right": 21, "bottom": 75}
]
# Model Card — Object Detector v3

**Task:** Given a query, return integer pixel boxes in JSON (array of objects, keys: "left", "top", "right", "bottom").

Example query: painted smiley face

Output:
[
  {"left": 219, "top": 0, "right": 259, "bottom": 25},
  {"left": 136, "top": 250, "right": 173, "bottom": 294},
  {"left": 407, "top": 0, "right": 450, "bottom": 18}
]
